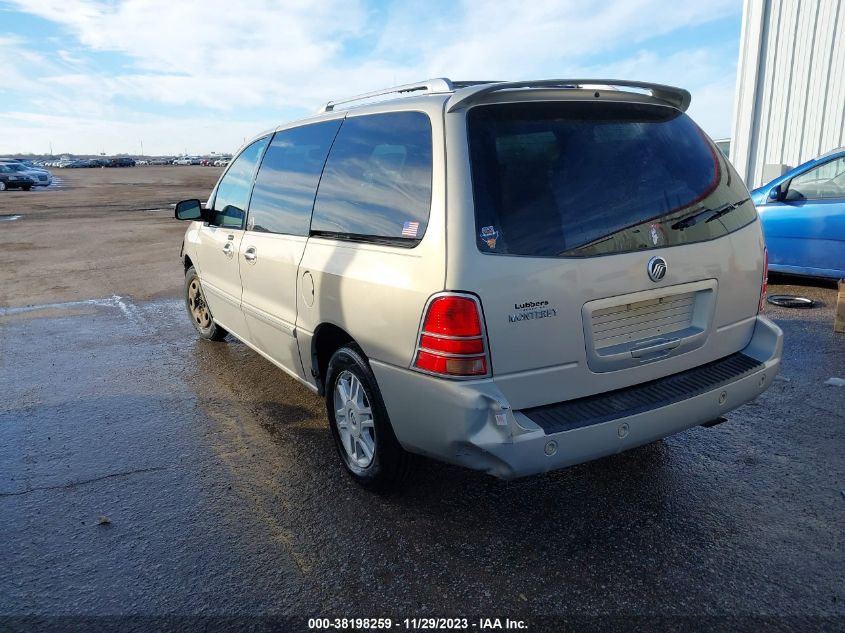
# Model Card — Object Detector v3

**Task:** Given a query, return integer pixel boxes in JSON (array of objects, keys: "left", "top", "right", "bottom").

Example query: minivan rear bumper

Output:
[{"left": 370, "top": 316, "right": 782, "bottom": 479}]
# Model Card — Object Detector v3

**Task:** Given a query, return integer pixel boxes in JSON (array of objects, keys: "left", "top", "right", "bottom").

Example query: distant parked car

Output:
[
  {"left": 173, "top": 157, "right": 193, "bottom": 165},
  {"left": 0, "top": 160, "right": 52, "bottom": 186},
  {"left": 0, "top": 164, "right": 34, "bottom": 190},
  {"left": 59, "top": 159, "right": 87, "bottom": 168},
  {"left": 212, "top": 158, "right": 230, "bottom": 166},
  {"left": 751, "top": 147, "right": 845, "bottom": 279},
  {"left": 105, "top": 157, "right": 136, "bottom": 167}
]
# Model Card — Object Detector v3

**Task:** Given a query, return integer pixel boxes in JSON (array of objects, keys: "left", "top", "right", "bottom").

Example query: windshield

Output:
[{"left": 467, "top": 100, "right": 756, "bottom": 257}]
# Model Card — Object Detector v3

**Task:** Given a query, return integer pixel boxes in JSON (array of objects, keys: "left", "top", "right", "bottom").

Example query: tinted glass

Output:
[
  {"left": 211, "top": 136, "right": 269, "bottom": 228},
  {"left": 468, "top": 101, "right": 756, "bottom": 257},
  {"left": 787, "top": 156, "right": 845, "bottom": 200},
  {"left": 247, "top": 120, "right": 342, "bottom": 236},
  {"left": 311, "top": 112, "right": 432, "bottom": 242}
]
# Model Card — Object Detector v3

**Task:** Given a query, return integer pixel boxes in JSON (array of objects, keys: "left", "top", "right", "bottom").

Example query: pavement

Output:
[{"left": 0, "top": 168, "right": 843, "bottom": 630}]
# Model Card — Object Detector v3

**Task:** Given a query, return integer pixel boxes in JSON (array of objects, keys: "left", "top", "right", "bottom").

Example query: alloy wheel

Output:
[{"left": 333, "top": 370, "right": 376, "bottom": 468}]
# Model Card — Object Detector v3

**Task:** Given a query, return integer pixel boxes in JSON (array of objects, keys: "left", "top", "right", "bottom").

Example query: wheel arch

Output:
[{"left": 311, "top": 322, "right": 356, "bottom": 396}]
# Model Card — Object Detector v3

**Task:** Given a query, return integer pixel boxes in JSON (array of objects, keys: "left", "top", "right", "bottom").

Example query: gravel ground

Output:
[{"left": 0, "top": 166, "right": 219, "bottom": 307}]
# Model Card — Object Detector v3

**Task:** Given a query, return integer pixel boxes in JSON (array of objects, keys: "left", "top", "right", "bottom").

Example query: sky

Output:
[{"left": 0, "top": 0, "right": 743, "bottom": 156}]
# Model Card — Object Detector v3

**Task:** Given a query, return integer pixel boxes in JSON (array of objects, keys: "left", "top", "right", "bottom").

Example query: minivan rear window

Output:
[{"left": 467, "top": 101, "right": 756, "bottom": 257}]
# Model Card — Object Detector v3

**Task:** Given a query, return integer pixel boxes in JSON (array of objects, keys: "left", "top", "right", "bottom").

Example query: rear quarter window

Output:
[{"left": 311, "top": 111, "right": 433, "bottom": 244}]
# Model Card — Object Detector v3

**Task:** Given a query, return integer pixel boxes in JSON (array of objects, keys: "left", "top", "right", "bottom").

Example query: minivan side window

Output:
[
  {"left": 246, "top": 120, "right": 342, "bottom": 236},
  {"left": 210, "top": 136, "right": 270, "bottom": 228},
  {"left": 311, "top": 111, "right": 433, "bottom": 243}
]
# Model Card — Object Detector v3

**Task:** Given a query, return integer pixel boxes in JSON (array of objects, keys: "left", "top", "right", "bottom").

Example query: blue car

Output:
[{"left": 750, "top": 147, "right": 845, "bottom": 280}]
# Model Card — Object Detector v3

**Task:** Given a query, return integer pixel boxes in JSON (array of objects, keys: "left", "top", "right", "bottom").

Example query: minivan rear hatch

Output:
[{"left": 459, "top": 98, "right": 762, "bottom": 409}]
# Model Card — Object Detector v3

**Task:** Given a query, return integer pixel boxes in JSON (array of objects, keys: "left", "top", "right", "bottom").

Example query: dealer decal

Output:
[{"left": 508, "top": 299, "right": 558, "bottom": 323}]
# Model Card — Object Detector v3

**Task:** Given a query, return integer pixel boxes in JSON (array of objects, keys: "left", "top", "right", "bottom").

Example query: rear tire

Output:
[
  {"left": 325, "top": 344, "right": 412, "bottom": 490},
  {"left": 184, "top": 266, "right": 228, "bottom": 341},
  {"left": 0, "top": 181, "right": 6, "bottom": 191}
]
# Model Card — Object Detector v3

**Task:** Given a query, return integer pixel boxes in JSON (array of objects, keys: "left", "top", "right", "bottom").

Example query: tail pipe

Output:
[{"left": 700, "top": 416, "right": 728, "bottom": 428}]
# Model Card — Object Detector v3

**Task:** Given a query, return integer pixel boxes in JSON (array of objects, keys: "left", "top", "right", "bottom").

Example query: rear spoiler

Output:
[{"left": 445, "top": 79, "right": 691, "bottom": 113}]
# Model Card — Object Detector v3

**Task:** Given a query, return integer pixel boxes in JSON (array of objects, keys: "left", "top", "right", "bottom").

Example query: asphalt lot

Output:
[{"left": 0, "top": 167, "right": 843, "bottom": 629}]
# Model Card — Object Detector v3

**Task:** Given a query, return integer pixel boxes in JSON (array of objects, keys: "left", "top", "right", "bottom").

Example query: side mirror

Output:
[
  {"left": 175, "top": 198, "right": 203, "bottom": 221},
  {"left": 767, "top": 185, "right": 783, "bottom": 202}
]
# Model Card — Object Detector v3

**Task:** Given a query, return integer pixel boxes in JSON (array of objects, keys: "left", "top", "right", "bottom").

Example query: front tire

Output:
[
  {"left": 325, "top": 344, "right": 412, "bottom": 490},
  {"left": 184, "top": 266, "right": 228, "bottom": 341},
  {"left": 0, "top": 181, "right": 6, "bottom": 191}
]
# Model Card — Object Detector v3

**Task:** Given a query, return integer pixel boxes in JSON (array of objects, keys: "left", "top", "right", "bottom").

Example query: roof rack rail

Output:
[
  {"left": 319, "top": 78, "right": 499, "bottom": 113},
  {"left": 445, "top": 79, "right": 692, "bottom": 112},
  {"left": 320, "top": 78, "right": 453, "bottom": 113},
  {"left": 318, "top": 78, "right": 691, "bottom": 114}
]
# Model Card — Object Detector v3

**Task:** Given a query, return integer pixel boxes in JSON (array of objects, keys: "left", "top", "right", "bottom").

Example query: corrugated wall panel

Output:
[
  {"left": 822, "top": 0, "right": 845, "bottom": 153},
  {"left": 759, "top": 0, "right": 793, "bottom": 182},
  {"left": 780, "top": 0, "right": 803, "bottom": 172},
  {"left": 731, "top": 0, "right": 845, "bottom": 188},
  {"left": 784, "top": 0, "right": 816, "bottom": 166},
  {"left": 749, "top": 0, "right": 779, "bottom": 182},
  {"left": 730, "top": 0, "right": 766, "bottom": 180},
  {"left": 804, "top": 0, "right": 835, "bottom": 160}
]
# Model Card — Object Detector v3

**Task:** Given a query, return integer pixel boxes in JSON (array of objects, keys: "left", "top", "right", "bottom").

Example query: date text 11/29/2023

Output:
[{"left": 307, "top": 617, "right": 529, "bottom": 630}]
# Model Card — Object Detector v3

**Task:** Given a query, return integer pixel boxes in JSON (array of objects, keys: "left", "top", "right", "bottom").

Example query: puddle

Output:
[{"left": 0, "top": 214, "right": 22, "bottom": 222}]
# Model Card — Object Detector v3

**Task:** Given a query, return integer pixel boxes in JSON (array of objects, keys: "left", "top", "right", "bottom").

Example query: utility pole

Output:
[
  {"left": 140, "top": 140, "right": 144, "bottom": 157},
  {"left": 49, "top": 141, "right": 53, "bottom": 156}
]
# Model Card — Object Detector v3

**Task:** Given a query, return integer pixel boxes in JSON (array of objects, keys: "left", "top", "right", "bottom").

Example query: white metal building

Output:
[{"left": 731, "top": 0, "right": 845, "bottom": 188}]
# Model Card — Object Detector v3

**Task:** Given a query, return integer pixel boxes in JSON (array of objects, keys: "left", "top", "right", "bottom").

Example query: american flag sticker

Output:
[{"left": 401, "top": 221, "right": 420, "bottom": 238}]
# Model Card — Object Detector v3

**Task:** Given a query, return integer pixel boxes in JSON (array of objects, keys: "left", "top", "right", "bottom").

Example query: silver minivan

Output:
[{"left": 175, "top": 78, "right": 782, "bottom": 489}]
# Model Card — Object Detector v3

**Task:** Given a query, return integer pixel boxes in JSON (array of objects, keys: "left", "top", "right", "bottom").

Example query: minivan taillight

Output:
[
  {"left": 759, "top": 247, "right": 769, "bottom": 312},
  {"left": 413, "top": 294, "right": 489, "bottom": 377}
]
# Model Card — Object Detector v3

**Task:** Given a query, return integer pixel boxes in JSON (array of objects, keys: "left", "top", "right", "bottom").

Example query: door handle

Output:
[
  {"left": 243, "top": 247, "right": 257, "bottom": 263},
  {"left": 222, "top": 242, "right": 234, "bottom": 258}
]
